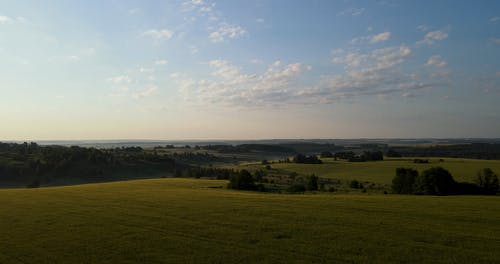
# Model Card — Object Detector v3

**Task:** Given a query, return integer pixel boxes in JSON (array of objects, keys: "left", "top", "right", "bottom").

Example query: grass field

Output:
[
  {"left": 1, "top": 178, "right": 499, "bottom": 263},
  {"left": 232, "top": 157, "right": 500, "bottom": 185}
]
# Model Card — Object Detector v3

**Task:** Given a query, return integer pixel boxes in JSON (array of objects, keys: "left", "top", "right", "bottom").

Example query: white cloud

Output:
[
  {"left": 417, "top": 25, "right": 430, "bottom": 32},
  {"left": 250, "top": 59, "right": 263, "bottom": 64},
  {"left": 107, "top": 75, "right": 132, "bottom": 84},
  {"left": 190, "top": 45, "right": 199, "bottom": 54},
  {"left": 417, "top": 30, "right": 448, "bottom": 45},
  {"left": 256, "top": 18, "right": 265, "bottom": 23},
  {"left": 339, "top": 8, "right": 365, "bottom": 16},
  {"left": 209, "top": 23, "right": 246, "bottom": 42},
  {"left": 426, "top": 55, "right": 447, "bottom": 68},
  {"left": 175, "top": 60, "right": 307, "bottom": 106},
  {"left": 0, "top": 15, "right": 27, "bottom": 25},
  {"left": 139, "top": 67, "right": 154, "bottom": 73},
  {"left": 129, "top": 8, "right": 141, "bottom": 15},
  {"left": 0, "top": 15, "right": 12, "bottom": 24},
  {"left": 155, "top": 60, "right": 168, "bottom": 65},
  {"left": 351, "top": 32, "right": 391, "bottom": 45},
  {"left": 67, "top": 55, "right": 80, "bottom": 62},
  {"left": 134, "top": 85, "right": 158, "bottom": 99},
  {"left": 142, "top": 29, "right": 174, "bottom": 41},
  {"left": 370, "top": 32, "right": 391, "bottom": 43},
  {"left": 331, "top": 48, "right": 344, "bottom": 55},
  {"left": 490, "top": 16, "right": 499, "bottom": 23}
]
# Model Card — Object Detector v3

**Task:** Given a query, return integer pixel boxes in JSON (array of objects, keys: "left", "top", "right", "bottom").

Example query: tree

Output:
[
  {"left": 320, "top": 151, "right": 333, "bottom": 158},
  {"left": 391, "top": 168, "right": 418, "bottom": 194},
  {"left": 475, "top": 168, "right": 499, "bottom": 195},
  {"left": 305, "top": 174, "right": 319, "bottom": 191},
  {"left": 227, "top": 170, "right": 256, "bottom": 190},
  {"left": 414, "top": 167, "right": 455, "bottom": 195}
]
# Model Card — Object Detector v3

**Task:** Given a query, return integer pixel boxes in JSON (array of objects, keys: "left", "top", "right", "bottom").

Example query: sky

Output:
[{"left": 0, "top": 0, "right": 499, "bottom": 140}]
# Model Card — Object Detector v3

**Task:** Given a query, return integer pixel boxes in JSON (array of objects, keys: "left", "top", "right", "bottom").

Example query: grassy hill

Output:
[{"left": 1, "top": 178, "right": 499, "bottom": 263}]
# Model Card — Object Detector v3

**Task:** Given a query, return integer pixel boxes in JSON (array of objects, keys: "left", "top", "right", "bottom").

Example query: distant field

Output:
[
  {"left": 0, "top": 178, "right": 499, "bottom": 263},
  {"left": 231, "top": 157, "right": 500, "bottom": 185}
]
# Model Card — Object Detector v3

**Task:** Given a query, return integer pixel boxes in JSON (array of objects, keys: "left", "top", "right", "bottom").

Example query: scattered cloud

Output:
[
  {"left": 351, "top": 32, "right": 391, "bottom": 45},
  {"left": 209, "top": 23, "right": 246, "bottom": 42},
  {"left": 426, "top": 55, "right": 447, "bottom": 68},
  {"left": 493, "top": 38, "right": 500, "bottom": 44},
  {"left": 107, "top": 75, "right": 132, "bottom": 84},
  {"left": 370, "top": 32, "right": 391, "bottom": 43},
  {"left": 496, "top": 72, "right": 500, "bottom": 76},
  {"left": 155, "top": 60, "right": 168, "bottom": 65},
  {"left": 181, "top": 0, "right": 246, "bottom": 43},
  {"left": 128, "top": 8, "right": 141, "bottom": 15},
  {"left": 339, "top": 8, "right": 365, "bottom": 16},
  {"left": 139, "top": 67, "right": 154, "bottom": 73},
  {"left": 417, "top": 30, "right": 448, "bottom": 45},
  {"left": 175, "top": 43, "right": 439, "bottom": 107},
  {"left": 331, "top": 48, "right": 344, "bottom": 55},
  {"left": 250, "top": 59, "right": 263, "bottom": 64},
  {"left": 417, "top": 25, "right": 430, "bottom": 32},
  {"left": 142, "top": 29, "right": 174, "bottom": 41},
  {"left": 256, "top": 18, "right": 265, "bottom": 23},
  {"left": 134, "top": 85, "right": 158, "bottom": 99},
  {"left": 190, "top": 45, "right": 199, "bottom": 54},
  {"left": 490, "top": 16, "right": 499, "bottom": 23},
  {"left": 67, "top": 55, "right": 80, "bottom": 62},
  {"left": 0, "top": 15, "right": 12, "bottom": 24},
  {"left": 0, "top": 15, "right": 26, "bottom": 25},
  {"left": 175, "top": 60, "right": 307, "bottom": 106}
]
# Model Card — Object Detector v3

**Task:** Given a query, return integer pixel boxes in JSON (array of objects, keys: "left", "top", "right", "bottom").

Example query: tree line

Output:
[{"left": 392, "top": 167, "right": 499, "bottom": 195}]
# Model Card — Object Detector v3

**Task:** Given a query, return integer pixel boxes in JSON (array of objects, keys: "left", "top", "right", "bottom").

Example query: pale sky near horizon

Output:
[{"left": 1, "top": 0, "right": 499, "bottom": 140}]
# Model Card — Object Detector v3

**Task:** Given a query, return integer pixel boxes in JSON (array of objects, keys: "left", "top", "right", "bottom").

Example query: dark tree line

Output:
[
  {"left": 389, "top": 143, "right": 500, "bottom": 160},
  {"left": 0, "top": 142, "right": 178, "bottom": 187},
  {"left": 392, "top": 167, "right": 499, "bottom": 195},
  {"left": 292, "top": 154, "right": 322, "bottom": 164}
]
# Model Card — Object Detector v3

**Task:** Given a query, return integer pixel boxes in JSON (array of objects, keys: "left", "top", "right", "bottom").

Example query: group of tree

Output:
[
  {"left": 348, "top": 151, "right": 384, "bottom": 162},
  {"left": 180, "top": 166, "right": 236, "bottom": 180},
  {"left": 286, "top": 174, "right": 319, "bottom": 193},
  {"left": 392, "top": 167, "right": 499, "bottom": 195},
  {"left": 389, "top": 143, "right": 500, "bottom": 160},
  {"left": 292, "top": 154, "right": 322, "bottom": 164},
  {"left": 0, "top": 142, "right": 178, "bottom": 187}
]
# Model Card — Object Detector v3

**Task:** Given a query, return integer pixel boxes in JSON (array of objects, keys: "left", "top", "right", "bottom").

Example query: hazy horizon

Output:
[{"left": 1, "top": 0, "right": 499, "bottom": 140}]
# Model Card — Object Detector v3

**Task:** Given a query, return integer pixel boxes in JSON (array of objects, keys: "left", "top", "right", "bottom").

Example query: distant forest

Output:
[{"left": 388, "top": 143, "right": 500, "bottom": 160}]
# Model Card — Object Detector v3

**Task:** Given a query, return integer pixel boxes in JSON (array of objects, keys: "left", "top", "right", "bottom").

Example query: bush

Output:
[
  {"left": 292, "top": 154, "right": 322, "bottom": 164},
  {"left": 320, "top": 151, "right": 333, "bottom": 158},
  {"left": 475, "top": 168, "right": 499, "bottom": 194},
  {"left": 227, "top": 170, "right": 256, "bottom": 190},
  {"left": 287, "top": 183, "right": 306, "bottom": 193},
  {"left": 305, "top": 174, "right": 319, "bottom": 191},
  {"left": 349, "top": 180, "right": 363, "bottom": 189},
  {"left": 391, "top": 168, "right": 418, "bottom": 194},
  {"left": 414, "top": 167, "right": 455, "bottom": 195}
]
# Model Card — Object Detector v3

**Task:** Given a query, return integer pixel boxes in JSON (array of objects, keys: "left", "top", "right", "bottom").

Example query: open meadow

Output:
[
  {"left": 231, "top": 157, "right": 500, "bottom": 185},
  {"left": 1, "top": 178, "right": 499, "bottom": 263}
]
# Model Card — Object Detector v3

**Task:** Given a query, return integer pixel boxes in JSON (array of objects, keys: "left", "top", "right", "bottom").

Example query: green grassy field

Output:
[
  {"left": 232, "top": 157, "right": 500, "bottom": 185},
  {"left": 1, "top": 178, "right": 499, "bottom": 263}
]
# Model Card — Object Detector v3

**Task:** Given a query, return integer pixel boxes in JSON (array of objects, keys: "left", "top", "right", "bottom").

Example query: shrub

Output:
[
  {"left": 475, "top": 168, "right": 499, "bottom": 195},
  {"left": 414, "top": 167, "right": 455, "bottom": 195},
  {"left": 227, "top": 170, "right": 256, "bottom": 190},
  {"left": 349, "top": 180, "right": 362, "bottom": 189},
  {"left": 320, "top": 151, "right": 333, "bottom": 158},
  {"left": 305, "top": 174, "right": 319, "bottom": 191},
  {"left": 287, "top": 183, "right": 306, "bottom": 193},
  {"left": 391, "top": 168, "right": 418, "bottom": 194}
]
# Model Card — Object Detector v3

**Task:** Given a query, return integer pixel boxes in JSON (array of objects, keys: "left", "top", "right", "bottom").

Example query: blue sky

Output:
[{"left": 1, "top": 0, "right": 499, "bottom": 140}]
